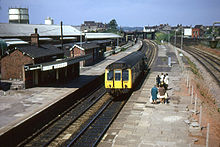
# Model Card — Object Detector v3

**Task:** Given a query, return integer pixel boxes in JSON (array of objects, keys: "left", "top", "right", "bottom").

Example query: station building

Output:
[
  {"left": 1, "top": 29, "right": 89, "bottom": 88},
  {"left": 0, "top": 23, "right": 122, "bottom": 89},
  {"left": 71, "top": 42, "right": 99, "bottom": 66},
  {"left": 70, "top": 40, "right": 112, "bottom": 66}
]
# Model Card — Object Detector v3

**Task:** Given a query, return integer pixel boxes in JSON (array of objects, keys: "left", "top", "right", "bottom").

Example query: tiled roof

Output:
[
  {"left": 74, "top": 42, "right": 100, "bottom": 50},
  {"left": 17, "top": 44, "right": 64, "bottom": 58}
]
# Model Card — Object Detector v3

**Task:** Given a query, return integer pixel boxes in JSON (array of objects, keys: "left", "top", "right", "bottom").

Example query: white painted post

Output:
[
  {"left": 186, "top": 71, "right": 189, "bottom": 88},
  {"left": 188, "top": 81, "right": 191, "bottom": 95},
  {"left": 199, "top": 106, "right": 202, "bottom": 127},
  {"left": 191, "top": 86, "right": 194, "bottom": 103},
  {"left": 194, "top": 94, "right": 197, "bottom": 114},
  {"left": 168, "top": 57, "right": 171, "bottom": 67},
  {"left": 206, "top": 123, "right": 210, "bottom": 147}
]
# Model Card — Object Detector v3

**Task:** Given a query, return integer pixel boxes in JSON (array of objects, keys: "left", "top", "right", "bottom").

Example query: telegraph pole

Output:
[
  {"left": 181, "top": 28, "right": 183, "bottom": 50},
  {"left": 60, "top": 21, "right": 63, "bottom": 49}
]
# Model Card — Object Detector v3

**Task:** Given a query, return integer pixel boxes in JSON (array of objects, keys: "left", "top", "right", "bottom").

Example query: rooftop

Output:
[
  {"left": 73, "top": 42, "right": 99, "bottom": 50},
  {"left": 17, "top": 44, "right": 64, "bottom": 59},
  {"left": 85, "top": 33, "right": 122, "bottom": 39},
  {"left": 0, "top": 23, "right": 83, "bottom": 37}
]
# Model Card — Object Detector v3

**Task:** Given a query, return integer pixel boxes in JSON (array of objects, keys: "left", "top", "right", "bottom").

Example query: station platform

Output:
[
  {"left": 98, "top": 44, "right": 205, "bottom": 147},
  {"left": 0, "top": 41, "right": 142, "bottom": 135}
]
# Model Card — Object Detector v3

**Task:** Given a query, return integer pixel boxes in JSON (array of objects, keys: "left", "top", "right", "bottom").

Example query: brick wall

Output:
[
  {"left": 73, "top": 47, "right": 85, "bottom": 57},
  {"left": 85, "top": 49, "right": 94, "bottom": 66},
  {"left": 192, "top": 28, "right": 200, "bottom": 38},
  {"left": 1, "top": 50, "right": 34, "bottom": 80}
]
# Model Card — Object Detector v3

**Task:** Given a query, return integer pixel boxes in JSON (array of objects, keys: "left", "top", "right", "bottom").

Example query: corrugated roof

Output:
[
  {"left": 90, "top": 39, "right": 112, "bottom": 44},
  {"left": 2, "top": 38, "right": 29, "bottom": 45},
  {"left": 0, "top": 23, "right": 83, "bottom": 37},
  {"left": 86, "top": 33, "right": 122, "bottom": 39},
  {"left": 17, "top": 44, "right": 64, "bottom": 58}
]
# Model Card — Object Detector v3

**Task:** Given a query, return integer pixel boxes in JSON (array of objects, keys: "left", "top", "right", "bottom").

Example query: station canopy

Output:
[
  {"left": 85, "top": 33, "right": 122, "bottom": 40},
  {"left": 0, "top": 23, "right": 83, "bottom": 37}
]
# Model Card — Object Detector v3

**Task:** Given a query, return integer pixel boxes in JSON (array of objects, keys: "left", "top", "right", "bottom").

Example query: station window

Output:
[
  {"left": 107, "top": 70, "right": 113, "bottom": 80},
  {"left": 122, "top": 70, "right": 129, "bottom": 81},
  {"left": 114, "top": 70, "right": 121, "bottom": 81}
]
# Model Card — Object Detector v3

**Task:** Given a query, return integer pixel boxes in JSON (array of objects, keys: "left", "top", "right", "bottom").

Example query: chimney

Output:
[{"left": 31, "top": 28, "right": 39, "bottom": 46}]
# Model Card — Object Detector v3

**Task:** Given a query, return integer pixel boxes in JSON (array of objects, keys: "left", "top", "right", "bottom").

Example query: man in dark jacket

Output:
[{"left": 156, "top": 75, "right": 161, "bottom": 87}]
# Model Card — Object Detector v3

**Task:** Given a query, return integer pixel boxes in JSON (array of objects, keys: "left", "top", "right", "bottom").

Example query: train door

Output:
[
  {"left": 114, "top": 70, "right": 122, "bottom": 89},
  {"left": 105, "top": 69, "right": 114, "bottom": 88},
  {"left": 122, "top": 69, "right": 129, "bottom": 88}
]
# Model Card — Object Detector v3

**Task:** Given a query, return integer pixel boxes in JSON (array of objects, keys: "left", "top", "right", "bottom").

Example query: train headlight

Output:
[{"left": 109, "top": 84, "right": 111, "bottom": 88}]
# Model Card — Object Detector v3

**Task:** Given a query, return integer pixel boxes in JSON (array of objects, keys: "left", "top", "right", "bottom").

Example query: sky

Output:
[{"left": 0, "top": 0, "right": 219, "bottom": 27}]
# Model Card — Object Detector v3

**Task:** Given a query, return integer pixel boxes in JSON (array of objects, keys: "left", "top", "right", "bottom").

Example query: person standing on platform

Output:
[
  {"left": 156, "top": 75, "right": 161, "bottom": 87},
  {"left": 158, "top": 84, "right": 166, "bottom": 104},
  {"left": 160, "top": 73, "right": 164, "bottom": 85},
  {"left": 151, "top": 85, "right": 158, "bottom": 104},
  {"left": 164, "top": 73, "right": 169, "bottom": 90}
]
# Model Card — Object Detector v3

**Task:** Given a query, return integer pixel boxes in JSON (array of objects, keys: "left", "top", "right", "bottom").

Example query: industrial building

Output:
[{"left": 8, "top": 8, "right": 29, "bottom": 24}]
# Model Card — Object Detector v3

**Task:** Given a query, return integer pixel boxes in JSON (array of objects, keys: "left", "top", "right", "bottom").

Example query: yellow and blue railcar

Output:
[{"left": 105, "top": 51, "right": 147, "bottom": 95}]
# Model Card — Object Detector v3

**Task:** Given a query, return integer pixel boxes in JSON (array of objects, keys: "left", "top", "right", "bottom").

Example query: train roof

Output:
[{"left": 106, "top": 51, "right": 146, "bottom": 70}]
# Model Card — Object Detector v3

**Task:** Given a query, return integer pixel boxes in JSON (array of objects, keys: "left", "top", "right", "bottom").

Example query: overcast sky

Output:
[{"left": 0, "top": 0, "right": 219, "bottom": 27}]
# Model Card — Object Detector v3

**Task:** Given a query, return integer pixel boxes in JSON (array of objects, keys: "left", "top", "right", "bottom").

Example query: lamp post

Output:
[
  {"left": 80, "top": 31, "right": 82, "bottom": 47},
  {"left": 181, "top": 28, "right": 183, "bottom": 50}
]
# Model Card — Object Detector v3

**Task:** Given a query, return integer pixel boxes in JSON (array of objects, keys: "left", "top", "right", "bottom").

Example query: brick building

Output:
[
  {"left": 192, "top": 28, "right": 200, "bottom": 38},
  {"left": 81, "top": 21, "right": 107, "bottom": 32},
  {"left": 70, "top": 42, "right": 100, "bottom": 66},
  {"left": 1, "top": 29, "right": 89, "bottom": 88}
]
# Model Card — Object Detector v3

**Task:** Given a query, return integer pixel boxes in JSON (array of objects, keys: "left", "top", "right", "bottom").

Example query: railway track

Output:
[
  {"left": 19, "top": 85, "right": 107, "bottom": 147},
  {"left": 64, "top": 96, "right": 127, "bottom": 147},
  {"left": 183, "top": 46, "right": 220, "bottom": 86},
  {"left": 147, "top": 40, "right": 158, "bottom": 67}
]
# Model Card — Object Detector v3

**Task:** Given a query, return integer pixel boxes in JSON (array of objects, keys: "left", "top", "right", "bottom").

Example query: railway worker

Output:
[
  {"left": 151, "top": 85, "right": 158, "bottom": 104},
  {"left": 158, "top": 84, "right": 166, "bottom": 104},
  {"left": 164, "top": 73, "right": 169, "bottom": 90},
  {"left": 156, "top": 75, "right": 161, "bottom": 87}
]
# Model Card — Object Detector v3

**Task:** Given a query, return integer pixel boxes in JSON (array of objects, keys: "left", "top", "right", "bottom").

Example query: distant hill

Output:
[{"left": 121, "top": 26, "right": 143, "bottom": 32}]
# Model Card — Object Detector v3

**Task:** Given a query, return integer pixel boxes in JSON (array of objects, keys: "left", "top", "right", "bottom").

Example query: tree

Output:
[{"left": 108, "top": 19, "right": 118, "bottom": 31}]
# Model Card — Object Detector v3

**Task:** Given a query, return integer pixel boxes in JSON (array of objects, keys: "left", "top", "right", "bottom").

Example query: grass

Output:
[
  {"left": 154, "top": 39, "right": 162, "bottom": 45},
  {"left": 184, "top": 55, "right": 203, "bottom": 79}
]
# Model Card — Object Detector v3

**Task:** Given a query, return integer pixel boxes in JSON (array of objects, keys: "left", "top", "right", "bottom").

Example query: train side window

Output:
[
  {"left": 107, "top": 70, "right": 113, "bottom": 80},
  {"left": 114, "top": 70, "right": 121, "bottom": 81},
  {"left": 122, "top": 70, "right": 129, "bottom": 81}
]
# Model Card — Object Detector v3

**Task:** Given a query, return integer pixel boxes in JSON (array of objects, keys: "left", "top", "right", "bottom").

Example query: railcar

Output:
[{"left": 105, "top": 51, "right": 147, "bottom": 95}]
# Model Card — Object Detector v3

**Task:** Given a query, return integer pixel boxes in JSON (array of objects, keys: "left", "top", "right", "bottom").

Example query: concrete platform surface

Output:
[
  {"left": 0, "top": 41, "right": 142, "bottom": 135},
  {"left": 98, "top": 44, "right": 205, "bottom": 147}
]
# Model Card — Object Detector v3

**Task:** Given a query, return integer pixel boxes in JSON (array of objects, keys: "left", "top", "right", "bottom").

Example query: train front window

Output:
[
  {"left": 107, "top": 70, "right": 113, "bottom": 80},
  {"left": 122, "top": 70, "right": 129, "bottom": 81},
  {"left": 114, "top": 70, "right": 121, "bottom": 81}
]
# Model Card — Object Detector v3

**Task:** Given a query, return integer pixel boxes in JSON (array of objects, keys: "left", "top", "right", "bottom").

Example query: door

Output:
[{"left": 114, "top": 70, "right": 122, "bottom": 89}]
